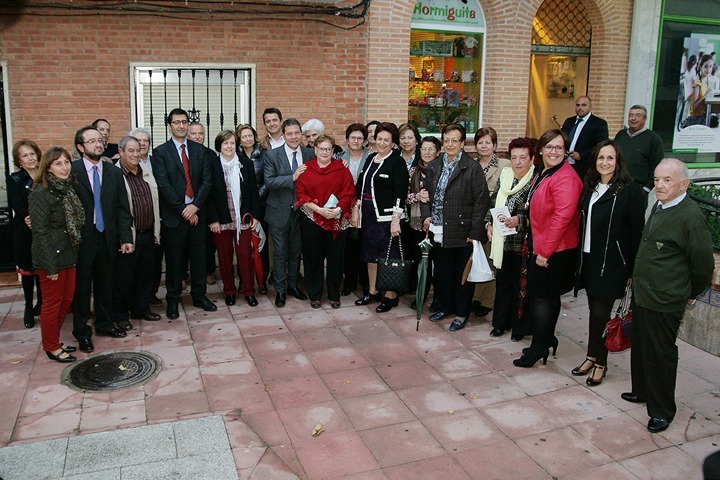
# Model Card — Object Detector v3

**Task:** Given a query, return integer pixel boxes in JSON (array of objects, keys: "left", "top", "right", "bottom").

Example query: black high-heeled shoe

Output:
[
  {"left": 513, "top": 350, "right": 549, "bottom": 368},
  {"left": 375, "top": 296, "right": 399, "bottom": 313},
  {"left": 571, "top": 357, "right": 595, "bottom": 376},
  {"left": 23, "top": 306, "right": 35, "bottom": 328},
  {"left": 355, "top": 292, "right": 382, "bottom": 306},
  {"left": 523, "top": 336, "right": 558, "bottom": 356},
  {"left": 46, "top": 350, "right": 76, "bottom": 363},
  {"left": 586, "top": 364, "right": 607, "bottom": 386}
]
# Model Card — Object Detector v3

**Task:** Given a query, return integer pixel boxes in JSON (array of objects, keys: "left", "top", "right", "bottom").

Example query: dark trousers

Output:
[
  {"left": 268, "top": 210, "right": 302, "bottom": 294},
  {"left": 73, "top": 229, "right": 115, "bottom": 340},
  {"left": 433, "top": 243, "right": 474, "bottom": 318},
  {"left": 21, "top": 275, "right": 41, "bottom": 309},
  {"left": 163, "top": 221, "right": 207, "bottom": 304},
  {"left": 300, "top": 215, "right": 347, "bottom": 302},
  {"left": 113, "top": 231, "right": 155, "bottom": 321},
  {"left": 151, "top": 243, "right": 163, "bottom": 295},
  {"left": 526, "top": 295, "right": 562, "bottom": 357},
  {"left": 213, "top": 229, "right": 255, "bottom": 296},
  {"left": 343, "top": 227, "right": 369, "bottom": 294},
  {"left": 586, "top": 294, "right": 615, "bottom": 365},
  {"left": 259, "top": 217, "right": 270, "bottom": 287},
  {"left": 631, "top": 303, "right": 684, "bottom": 420},
  {"left": 38, "top": 268, "right": 75, "bottom": 352},
  {"left": 492, "top": 251, "right": 528, "bottom": 335}
]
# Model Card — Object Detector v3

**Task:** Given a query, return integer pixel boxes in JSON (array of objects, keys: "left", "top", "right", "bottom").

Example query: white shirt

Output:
[
  {"left": 583, "top": 182, "right": 610, "bottom": 253},
  {"left": 270, "top": 135, "right": 285, "bottom": 149},
  {"left": 284, "top": 144, "right": 301, "bottom": 170},
  {"left": 171, "top": 138, "right": 194, "bottom": 204},
  {"left": 83, "top": 157, "right": 103, "bottom": 226},
  {"left": 569, "top": 112, "right": 593, "bottom": 153},
  {"left": 658, "top": 192, "right": 687, "bottom": 210},
  {"left": 139, "top": 155, "right": 152, "bottom": 174}
]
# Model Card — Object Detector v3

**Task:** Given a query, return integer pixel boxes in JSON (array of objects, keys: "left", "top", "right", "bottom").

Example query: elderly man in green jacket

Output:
[{"left": 622, "top": 158, "right": 714, "bottom": 433}]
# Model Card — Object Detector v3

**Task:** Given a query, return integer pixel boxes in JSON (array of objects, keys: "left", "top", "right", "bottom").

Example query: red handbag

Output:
[{"left": 603, "top": 284, "right": 633, "bottom": 352}]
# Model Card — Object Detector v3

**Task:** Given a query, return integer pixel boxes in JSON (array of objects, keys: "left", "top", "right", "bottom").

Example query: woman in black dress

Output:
[{"left": 7, "top": 140, "right": 42, "bottom": 328}]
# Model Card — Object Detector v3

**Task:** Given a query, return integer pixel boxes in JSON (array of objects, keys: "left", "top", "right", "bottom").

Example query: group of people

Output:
[{"left": 7, "top": 100, "right": 715, "bottom": 435}]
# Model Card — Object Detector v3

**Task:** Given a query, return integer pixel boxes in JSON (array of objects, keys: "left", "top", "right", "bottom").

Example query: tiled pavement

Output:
[{"left": 0, "top": 282, "right": 718, "bottom": 479}]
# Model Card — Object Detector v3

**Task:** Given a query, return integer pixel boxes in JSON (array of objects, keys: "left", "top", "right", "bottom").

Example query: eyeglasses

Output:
[
  {"left": 543, "top": 145, "right": 565, "bottom": 152},
  {"left": 443, "top": 138, "right": 462, "bottom": 145},
  {"left": 420, "top": 148, "right": 437, "bottom": 153},
  {"left": 83, "top": 138, "right": 102, "bottom": 145},
  {"left": 316, "top": 147, "right": 333, "bottom": 153},
  {"left": 170, "top": 120, "right": 188, "bottom": 126}
]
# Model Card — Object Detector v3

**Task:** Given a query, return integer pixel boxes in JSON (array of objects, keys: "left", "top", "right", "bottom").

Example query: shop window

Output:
[
  {"left": 408, "top": 0, "right": 485, "bottom": 135},
  {"left": 0, "top": 62, "right": 11, "bottom": 208},
  {"left": 131, "top": 65, "right": 255, "bottom": 149}
]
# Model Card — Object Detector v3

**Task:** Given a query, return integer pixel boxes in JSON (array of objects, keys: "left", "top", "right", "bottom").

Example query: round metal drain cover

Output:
[{"left": 62, "top": 350, "right": 162, "bottom": 392}]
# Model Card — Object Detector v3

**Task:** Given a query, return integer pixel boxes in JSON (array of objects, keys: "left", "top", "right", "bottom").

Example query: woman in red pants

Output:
[{"left": 28, "top": 147, "right": 84, "bottom": 362}]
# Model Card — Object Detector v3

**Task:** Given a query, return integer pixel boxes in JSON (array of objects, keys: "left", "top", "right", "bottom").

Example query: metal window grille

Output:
[
  {"left": 132, "top": 65, "right": 255, "bottom": 149},
  {"left": 531, "top": 0, "right": 592, "bottom": 55}
]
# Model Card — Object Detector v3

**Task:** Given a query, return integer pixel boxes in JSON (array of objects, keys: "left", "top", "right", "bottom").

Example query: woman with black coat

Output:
[{"left": 573, "top": 139, "right": 645, "bottom": 385}]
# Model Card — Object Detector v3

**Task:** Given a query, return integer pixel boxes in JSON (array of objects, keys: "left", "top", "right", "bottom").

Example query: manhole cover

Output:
[{"left": 61, "top": 350, "right": 162, "bottom": 392}]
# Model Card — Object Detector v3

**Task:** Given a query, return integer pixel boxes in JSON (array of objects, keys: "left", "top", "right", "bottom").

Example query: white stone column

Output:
[{"left": 624, "top": 0, "right": 662, "bottom": 122}]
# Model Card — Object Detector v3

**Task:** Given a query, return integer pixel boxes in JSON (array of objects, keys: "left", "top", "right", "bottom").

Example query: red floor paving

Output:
[{"left": 1, "top": 282, "right": 719, "bottom": 479}]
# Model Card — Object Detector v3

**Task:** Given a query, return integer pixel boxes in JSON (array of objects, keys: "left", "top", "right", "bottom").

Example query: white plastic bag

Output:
[{"left": 467, "top": 240, "right": 494, "bottom": 283}]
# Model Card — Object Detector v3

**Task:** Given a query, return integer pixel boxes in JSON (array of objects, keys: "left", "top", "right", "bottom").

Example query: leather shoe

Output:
[
  {"left": 287, "top": 287, "right": 308, "bottom": 301},
  {"left": 429, "top": 311, "right": 452, "bottom": 322},
  {"left": 60, "top": 342, "right": 77, "bottom": 352},
  {"left": 375, "top": 296, "right": 399, "bottom": 313},
  {"left": 621, "top": 392, "right": 646, "bottom": 404},
  {"left": 225, "top": 294, "right": 236, "bottom": 306},
  {"left": 311, "top": 300, "right": 322, "bottom": 309},
  {"left": 131, "top": 312, "right": 161, "bottom": 321},
  {"left": 259, "top": 285, "right": 268, "bottom": 294},
  {"left": 46, "top": 350, "right": 76, "bottom": 363},
  {"left": 96, "top": 327, "right": 127, "bottom": 338},
  {"left": 117, "top": 320, "right": 133, "bottom": 331},
  {"left": 489, "top": 328, "right": 505, "bottom": 337},
  {"left": 355, "top": 292, "right": 382, "bottom": 306},
  {"left": 245, "top": 295, "right": 258, "bottom": 307},
  {"left": 648, "top": 417, "right": 672, "bottom": 433},
  {"left": 331, "top": 301, "right": 341, "bottom": 309},
  {"left": 275, "top": 292, "right": 286, "bottom": 308},
  {"left": 167, "top": 303, "right": 179, "bottom": 319},
  {"left": 149, "top": 294, "right": 163, "bottom": 307},
  {"left": 511, "top": 334, "right": 524, "bottom": 342},
  {"left": 193, "top": 296, "right": 218, "bottom": 312},
  {"left": 449, "top": 317, "right": 468, "bottom": 331},
  {"left": 341, "top": 288, "right": 353, "bottom": 296},
  {"left": 78, "top": 338, "right": 94, "bottom": 353}
]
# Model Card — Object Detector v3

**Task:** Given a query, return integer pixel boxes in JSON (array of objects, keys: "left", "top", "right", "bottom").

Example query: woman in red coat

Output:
[{"left": 513, "top": 129, "right": 582, "bottom": 368}]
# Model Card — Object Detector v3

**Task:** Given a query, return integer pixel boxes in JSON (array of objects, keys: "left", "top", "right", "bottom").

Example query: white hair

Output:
[
  {"left": 659, "top": 158, "right": 690, "bottom": 180},
  {"left": 302, "top": 118, "right": 325, "bottom": 134}
]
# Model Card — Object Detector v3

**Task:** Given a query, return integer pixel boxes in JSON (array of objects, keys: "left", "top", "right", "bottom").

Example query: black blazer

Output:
[
  {"left": 152, "top": 138, "right": 213, "bottom": 228},
  {"left": 355, "top": 150, "right": 409, "bottom": 222},
  {"left": 71, "top": 159, "right": 133, "bottom": 254},
  {"left": 562, "top": 114, "right": 609, "bottom": 178},
  {"left": 6, "top": 168, "right": 34, "bottom": 270},
  {"left": 207, "top": 155, "right": 261, "bottom": 225}
]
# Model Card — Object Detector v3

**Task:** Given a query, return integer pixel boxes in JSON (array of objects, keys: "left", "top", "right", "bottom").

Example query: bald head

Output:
[
  {"left": 654, "top": 158, "right": 690, "bottom": 204},
  {"left": 575, "top": 96, "right": 592, "bottom": 117}
]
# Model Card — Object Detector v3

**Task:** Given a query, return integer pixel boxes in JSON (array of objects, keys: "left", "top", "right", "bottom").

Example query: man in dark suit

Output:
[
  {"left": 152, "top": 108, "right": 216, "bottom": 319},
  {"left": 72, "top": 126, "right": 134, "bottom": 353},
  {"left": 561, "top": 96, "right": 609, "bottom": 178},
  {"left": 92, "top": 118, "right": 119, "bottom": 161},
  {"left": 263, "top": 118, "right": 312, "bottom": 307}
]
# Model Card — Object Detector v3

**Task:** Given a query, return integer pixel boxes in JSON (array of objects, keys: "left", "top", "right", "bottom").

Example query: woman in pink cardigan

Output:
[{"left": 513, "top": 129, "right": 583, "bottom": 368}]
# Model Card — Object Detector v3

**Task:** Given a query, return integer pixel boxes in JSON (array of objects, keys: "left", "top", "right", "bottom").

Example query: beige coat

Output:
[{"left": 118, "top": 163, "right": 161, "bottom": 245}]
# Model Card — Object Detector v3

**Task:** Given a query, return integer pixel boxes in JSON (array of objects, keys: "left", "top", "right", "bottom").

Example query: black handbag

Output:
[{"left": 376, "top": 235, "right": 415, "bottom": 293}]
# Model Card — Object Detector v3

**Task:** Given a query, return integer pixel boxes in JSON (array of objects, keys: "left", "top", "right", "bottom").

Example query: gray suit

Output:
[{"left": 263, "top": 145, "right": 314, "bottom": 293}]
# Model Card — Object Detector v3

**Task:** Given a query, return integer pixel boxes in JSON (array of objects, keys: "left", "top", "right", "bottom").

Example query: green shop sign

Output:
[{"left": 412, "top": 0, "right": 485, "bottom": 28}]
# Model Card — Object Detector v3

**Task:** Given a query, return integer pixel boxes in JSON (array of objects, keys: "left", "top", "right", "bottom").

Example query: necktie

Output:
[
  {"left": 291, "top": 151, "right": 298, "bottom": 173},
  {"left": 92, "top": 165, "right": 105, "bottom": 233},
  {"left": 181, "top": 144, "right": 194, "bottom": 199},
  {"left": 568, "top": 117, "right": 582, "bottom": 144},
  {"left": 649, "top": 203, "right": 663, "bottom": 229}
]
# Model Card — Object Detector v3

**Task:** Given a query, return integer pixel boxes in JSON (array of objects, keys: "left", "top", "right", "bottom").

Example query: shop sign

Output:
[{"left": 412, "top": 0, "right": 485, "bottom": 29}]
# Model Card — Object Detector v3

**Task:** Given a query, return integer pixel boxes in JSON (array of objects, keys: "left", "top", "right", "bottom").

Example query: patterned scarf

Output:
[
  {"left": 47, "top": 173, "right": 85, "bottom": 249},
  {"left": 431, "top": 151, "right": 462, "bottom": 226}
]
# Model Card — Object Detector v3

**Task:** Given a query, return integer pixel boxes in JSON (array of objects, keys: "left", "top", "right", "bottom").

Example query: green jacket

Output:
[
  {"left": 28, "top": 185, "right": 79, "bottom": 275},
  {"left": 633, "top": 195, "right": 714, "bottom": 312}
]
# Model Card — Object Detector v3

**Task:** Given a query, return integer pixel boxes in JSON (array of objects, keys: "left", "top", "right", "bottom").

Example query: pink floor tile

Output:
[
  {"left": 452, "top": 439, "right": 552, "bottom": 480},
  {"left": 281, "top": 309, "right": 336, "bottom": 332},
  {"left": 0, "top": 389, "right": 26, "bottom": 445},
  {"left": 81, "top": 387, "right": 145, "bottom": 408},
  {"left": 269, "top": 445, "right": 307, "bottom": 479},
  {"left": 243, "top": 449, "right": 301, "bottom": 479},
  {"left": 276, "top": 400, "right": 355, "bottom": 446},
  {"left": 200, "top": 359, "right": 260, "bottom": 389},
  {"left": 79, "top": 399, "right": 146, "bottom": 432},
  {"left": 144, "top": 390, "right": 210, "bottom": 421},
  {"left": 422, "top": 350, "right": 494, "bottom": 380},
  {"left": 242, "top": 409, "right": 292, "bottom": 447},
  {"left": 223, "top": 412, "right": 266, "bottom": 448},
  {"left": 206, "top": 382, "right": 275, "bottom": 415},
  {"left": 340, "top": 320, "right": 400, "bottom": 346},
  {"left": 357, "top": 338, "right": 419, "bottom": 366},
  {"left": 321, "top": 367, "right": 390, "bottom": 400},
  {"left": 515, "top": 426, "right": 613, "bottom": 477},
  {"left": 383, "top": 454, "right": 471, "bottom": 480},
  {"left": 12, "top": 408, "right": 81, "bottom": 441},
  {"left": 359, "top": 420, "right": 444, "bottom": 468},
  {"left": 244, "top": 332, "right": 303, "bottom": 357},
  {"left": 138, "top": 323, "right": 193, "bottom": 347},
  {"left": 471, "top": 341, "right": 527, "bottom": 371},
  {"left": 677, "top": 433, "right": 720, "bottom": 464},
  {"left": 501, "top": 364, "right": 575, "bottom": 396},
  {"left": 295, "top": 431, "right": 379, "bottom": 479},
  {"left": 402, "top": 331, "right": 469, "bottom": 356},
  {"left": 193, "top": 339, "right": 252, "bottom": 366},
  {"left": 293, "top": 326, "right": 352, "bottom": 351},
  {"left": 307, "top": 345, "right": 370, "bottom": 374},
  {"left": 254, "top": 352, "right": 317, "bottom": 381},
  {"left": 535, "top": 385, "right": 620, "bottom": 426},
  {"left": 559, "top": 462, "right": 638, "bottom": 480},
  {"left": 232, "top": 445, "right": 267, "bottom": 472},
  {"left": 450, "top": 372, "right": 527, "bottom": 408},
  {"left": 572, "top": 412, "right": 663, "bottom": 461},
  {"left": 483, "top": 396, "right": 560, "bottom": 439},
  {"left": 452, "top": 324, "right": 501, "bottom": 350},
  {"left": 374, "top": 359, "right": 444, "bottom": 390},
  {"left": 326, "top": 305, "right": 376, "bottom": 326},
  {"left": 142, "top": 344, "right": 199, "bottom": 369},
  {"left": 266, "top": 374, "right": 334, "bottom": 410},
  {"left": 18, "top": 383, "right": 84, "bottom": 416},
  {"left": 189, "top": 320, "right": 243, "bottom": 343},
  {"left": 395, "top": 382, "right": 474, "bottom": 419},
  {"left": 339, "top": 392, "right": 416, "bottom": 431},
  {"left": 420, "top": 409, "right": 505, "bottom": 453},
  {"left": 143, "top": 366, "right": 204, "bottom": 396},
  {"left": 235, "top": 314, "right": 289, "bottom": 338},
  {"left": 619, "top": 446, "right": 703, "bottom": 480},
  {"left": 341, "top": 470, "right": 388, "bottom": 480}
]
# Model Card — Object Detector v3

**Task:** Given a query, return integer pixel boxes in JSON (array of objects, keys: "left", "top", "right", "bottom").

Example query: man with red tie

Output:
[{"left": 152, "top": 108, "right": 216, "bottom": 319}]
